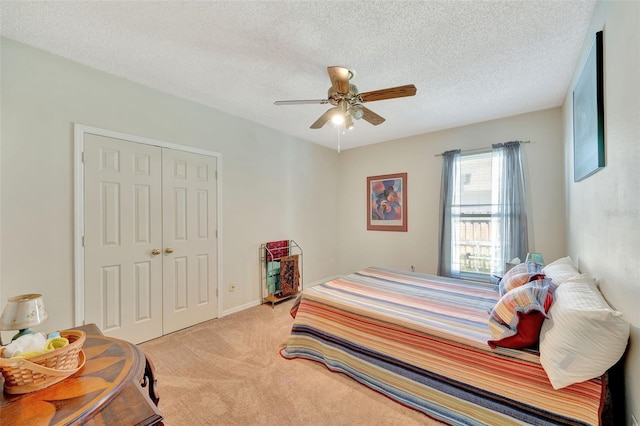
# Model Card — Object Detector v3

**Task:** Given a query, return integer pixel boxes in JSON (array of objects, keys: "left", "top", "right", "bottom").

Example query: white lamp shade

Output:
[{"left": 0, "top": 294, "right": 48, "bottom": 330}]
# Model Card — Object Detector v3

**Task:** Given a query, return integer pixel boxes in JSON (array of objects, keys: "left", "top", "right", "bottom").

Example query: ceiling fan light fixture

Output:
[
  {"left": 331, "top": 100, "right": 349, "bottom": 125},
  {"left": 331, "top": 112, "right": 345, "bottom": 125},
  {"left": 344, "top": 114, "right": 354, "bottom": 130},
  {"left": 350, "top": 105, "right": 364, "bottom": 120}
]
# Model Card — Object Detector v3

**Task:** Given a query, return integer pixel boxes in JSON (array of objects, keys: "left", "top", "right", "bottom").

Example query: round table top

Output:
[{"left": 0, "top": 333, "right": 144, "bottom": 425}]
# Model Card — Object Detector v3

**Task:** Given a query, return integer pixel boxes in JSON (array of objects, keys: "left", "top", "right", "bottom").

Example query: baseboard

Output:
[
  {"left": 220, "top": 299, "right": 261, "bottom": 317},
  {"left": 219, "top": 275, "right": 341, "bottom": 317},
  {"left": 305, "top": 275, "right": 341, "bottom": 288}
]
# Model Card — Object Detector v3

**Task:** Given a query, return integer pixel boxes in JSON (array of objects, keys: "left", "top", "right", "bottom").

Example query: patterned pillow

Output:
[
  {"left": 498, "top": 262, "right": 545, "bottom": 296},
  {"left": 488, "top": 279, "right": 553, "bottom": 349}
]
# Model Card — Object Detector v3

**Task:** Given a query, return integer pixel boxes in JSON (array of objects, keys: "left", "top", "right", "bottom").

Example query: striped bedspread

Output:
[{"left": 280, "top": 267, "right": 605, "bottom": 425}]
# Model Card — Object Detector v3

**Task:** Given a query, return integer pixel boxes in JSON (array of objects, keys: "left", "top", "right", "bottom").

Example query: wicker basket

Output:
[{"left": 0, "top": 329, "right": 86, "bottom": 394}]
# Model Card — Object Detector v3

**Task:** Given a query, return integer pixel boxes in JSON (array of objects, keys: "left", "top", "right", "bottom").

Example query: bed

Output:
[{"left": 280, "top": 267, "right": 609, "bottom": 425}]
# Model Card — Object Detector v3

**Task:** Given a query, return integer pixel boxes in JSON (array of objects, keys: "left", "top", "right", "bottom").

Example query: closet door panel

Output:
[
  {"left": 84, "top": 134, "right": 163, "bottom": 343},
  {"left": 162, "top": 149, "right": 218, "bottom": 333}
]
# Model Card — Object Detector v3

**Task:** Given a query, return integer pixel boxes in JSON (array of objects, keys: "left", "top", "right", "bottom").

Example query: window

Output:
[
  {"left": 438, "top": 143, "right": 528, "bottom": 281},
  {"left": 452, "top": 152, "right": 499, "bottom": 279}
]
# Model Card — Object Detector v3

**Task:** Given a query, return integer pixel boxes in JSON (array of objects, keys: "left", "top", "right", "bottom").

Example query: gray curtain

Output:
[
  {"left": 437, "top": 149, "right": 460, "bottom": 277},
  {"left": 492, "top": 141, "right": 528, "bottom": 269}
]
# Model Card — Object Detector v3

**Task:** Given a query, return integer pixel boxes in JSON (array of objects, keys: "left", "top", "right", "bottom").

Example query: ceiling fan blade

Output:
[
  {"left": 327, "top": 66, "right": 351, "bottom": 94},
  {"left": 359, "top": 84, "right": 417, "bottom": 103},
  {"left": 274, "top": 99, "right": 330, "bottom": 105},
  {"left": 310, "top": 107, "right": 338, "bottom": 129},
  {"left": 360, "top": 106, "right": 385, "bottom": 126}
]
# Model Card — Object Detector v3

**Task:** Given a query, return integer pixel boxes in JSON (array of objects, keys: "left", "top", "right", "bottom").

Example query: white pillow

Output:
[
  {"left": 542, "top": 256, "right": 580, "bottom": 285},
  {"left": 539, "top": 274, "right": 629, "bottom": 389}
]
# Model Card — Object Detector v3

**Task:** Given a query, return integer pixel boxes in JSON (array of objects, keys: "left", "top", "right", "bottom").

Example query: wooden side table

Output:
[{"left": 0, "top": 323, "right": 163, "bottom": 425}]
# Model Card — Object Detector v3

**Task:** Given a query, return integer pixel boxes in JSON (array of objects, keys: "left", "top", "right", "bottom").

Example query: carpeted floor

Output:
[{"left": 139, "top": 299, "right": 443, "bottom": 425}]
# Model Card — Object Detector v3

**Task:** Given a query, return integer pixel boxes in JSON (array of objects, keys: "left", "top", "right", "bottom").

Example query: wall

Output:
[
  {"left": 337, "top": 107, "right": 566, "bottom": 275},
  {"left": 4, "top": 15, "right": 636, "bottom": 417},
  {"left": 563, "top": 1, "right": 640, "bottom": 422},
  {"left": 0, "top": 38, "right": 340, "bottom": 340}
]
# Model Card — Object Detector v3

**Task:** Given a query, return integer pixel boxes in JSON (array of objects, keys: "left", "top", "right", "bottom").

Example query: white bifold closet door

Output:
[{"left": 84, "top": 134, "right": 217, "bottom": 343}]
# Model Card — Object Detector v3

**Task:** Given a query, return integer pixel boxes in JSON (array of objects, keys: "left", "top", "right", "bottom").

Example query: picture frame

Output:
[
  {"left": 367, "top": 172, "right": 407, "bottom": 232},
  {"left": 573, "top": 30, "right": 605, "bottom": 182}
]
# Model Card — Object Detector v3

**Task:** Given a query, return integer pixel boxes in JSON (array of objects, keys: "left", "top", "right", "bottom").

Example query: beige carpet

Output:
[{"left": 139, "top": 299, "right": 444, "bottom": 426}]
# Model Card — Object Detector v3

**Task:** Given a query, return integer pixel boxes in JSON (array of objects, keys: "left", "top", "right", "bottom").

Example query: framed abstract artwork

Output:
[
  {"left": 367, "top": 172, "right": 407, "bottom": 232},
  {"left": 573, "top": 30, "right": 605, "bottom": 182}
]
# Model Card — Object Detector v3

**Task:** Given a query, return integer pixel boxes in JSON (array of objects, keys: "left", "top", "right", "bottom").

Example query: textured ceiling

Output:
[{"left": 0, "top": 1, "right": 596, "bottom": 151}]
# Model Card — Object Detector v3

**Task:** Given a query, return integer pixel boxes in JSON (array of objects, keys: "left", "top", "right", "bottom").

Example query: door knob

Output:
[
  {"left": 151, "top": 248, "right": 161, "bottom": 255},
  {"left": 164, "top": 247, "right": 174, "bottom": 254}
]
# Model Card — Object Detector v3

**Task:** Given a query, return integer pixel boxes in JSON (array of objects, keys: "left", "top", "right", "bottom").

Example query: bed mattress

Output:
[{"left": 280, "top": 267, "right": 605, "bottom": 425}]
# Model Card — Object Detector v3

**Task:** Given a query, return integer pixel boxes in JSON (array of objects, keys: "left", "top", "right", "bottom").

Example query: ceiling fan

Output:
[{"left": 274, "top": 66, "right": 417, "bottom": 130}]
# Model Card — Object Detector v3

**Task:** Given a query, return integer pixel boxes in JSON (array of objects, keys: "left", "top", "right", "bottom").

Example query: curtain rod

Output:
[{"left": 434, "top": 140, "right": 530, "bottom": 157}]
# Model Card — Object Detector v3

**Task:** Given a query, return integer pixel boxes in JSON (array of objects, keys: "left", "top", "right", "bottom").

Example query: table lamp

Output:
[{"left": 0, "top": 294, "right": 48, "bottom": 342}]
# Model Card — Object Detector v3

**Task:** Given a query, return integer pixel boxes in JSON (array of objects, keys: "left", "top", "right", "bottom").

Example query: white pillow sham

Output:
[
  {"left": 542, "top": 256, "right": 580, "bottom": 285},
  {"left": 539, "top": 274, "right": 629, "bottom": 389}
]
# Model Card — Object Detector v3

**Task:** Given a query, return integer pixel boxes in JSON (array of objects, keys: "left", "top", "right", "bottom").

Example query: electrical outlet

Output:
[
  {"left": 229, "top": 282, "right": 236, "bottom": 292},
  {"left": 632, "top": 414, "right": 638, "bottom": 426}
]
